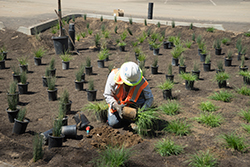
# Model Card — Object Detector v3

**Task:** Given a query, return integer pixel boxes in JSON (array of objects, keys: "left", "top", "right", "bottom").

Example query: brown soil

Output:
[{"left": 0, "top": 17, "right": 250, "bottom": 167}]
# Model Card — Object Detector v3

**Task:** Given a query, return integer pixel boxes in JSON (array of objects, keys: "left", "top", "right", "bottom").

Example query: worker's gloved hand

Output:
[{"left": 113, "top": 102, "right": 125, "bottom": 119}]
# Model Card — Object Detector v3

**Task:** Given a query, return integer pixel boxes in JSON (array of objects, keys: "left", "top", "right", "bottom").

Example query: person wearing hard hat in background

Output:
[{"left": 103, "top": 61, "right": 154, "bottom": 128}]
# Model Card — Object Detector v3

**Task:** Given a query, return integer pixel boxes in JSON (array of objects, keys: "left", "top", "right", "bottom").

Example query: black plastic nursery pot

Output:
[
  {"left": 34, "top": 57, "right": 42, "bottom": 66},
  {"left": 0, "top": 60, "right": 5, "bottom": 69},
  {"left": 165, "top": 74, "right": 174, "bottom": 82},
  {"left": 52, "top": 36, "right": 68, "bottom": 55},
  {"left": 81, "top": 73, "right": 85, "bottom": 81},
  {"left": 97, "top": 60, "right": 105, "bottom": 68},
  {"left": 48, "top": 133, "right": 65, "bottom": 149},
  {"left": 163, "top": 41, "right": 171, "bottom": 49},
  {"left": 62, "top": 61, "right": 70, "bottom": 70},
  {"left": 153, "top": 48, "right": 160, "bottom": 55},
  {"left": 119, "top": 46, "right": 125, "bottom": 52},
  {"left": 42, "top": 76, "right": 49, "bottom": 87},
  {"left": 163, "top": 89, "right": 172, "bottom": 100},
  {"left": 135, "top": 53, "right": 139, "bottom": 61},
  {"left": 172, "top": 58, "right": 179, "bottom": 66},
  {"left": 55, "top": 116, "right": 68, "bottom": 126},
  {"left": 19, "top": 65, "right": 28, "bottom": 73},
  {"left": 63, "top": 100, "right": 72, "bottom": 115},
  {"left": 185, "top": 80, "right": 194, "bottom": 90},
  {"left": 203, "top": 63, "right": 211, "bottom": 72},
  {"left": 237, "top": 53, "right": 242, "bottom": 61},
  {"left": 47, "top": 88, "right": 57, "bottom": 101},
  {"left": 18, "top": 82, "right": 29, "bottom": 94},
  {"left": 87, "top": 89, "right": 97, "bottom": 101},
  {"left": 151, "top": 65, "right": 158, "bottom": 74},
  {"left": 192, "top": 70, "right": 200, "bottom": 80},
  {"left": 85, "top": 66, "right": 93, "bottom": 75},
  {"left": 13, "top": 74, "right": 21, "bottom": 83},
  {"left": 75, "top": 80, "right": 84, "bottom": 91},
  {"left": 149, "top": 44, "right": 153, "bottom": 51},
  {"left": 179, "top": 65, "right": 186, "bottom": 74},
  {"left": 218, "top": 80, "right": 227, "bottom": 88},
  {"left": 61, "top": 125, "right": 77, "bottom": 139},
  {"left": 68, "top": 23, "right": 75, "bottom": 51},
  {"left": 200, "top": 54, "right": 206, "bottom": 62},
  {"left": 3, "top": 51, "right": 7, "bottom": 60},
  {"left": 73, "top": 111, "right": 90, "bottom": 130},
  {"left": 104, "top": 56, "right": 109, "bottom": 62},
  {"left": 49, "top": 68, "right": 56, "bottom": 77},
  {"left": 6, "top": 108, "right": 19, "bottom": 123},
  {"left": 225, "top": 58, "right": 232, "bottom": 67},
  {"left": 198, "top": 49, "right": 202, "bottom": 56},
  {"left": 239, "top": 66, "right": 248, "bottom": 72},
  {"left": 95, "top": 110, "right": 107, "bottom": 123},
  {"left": 215, "top": 48, "right": 222, "bottom": 55},
  {"left": 12, "top": 118, "right": 29, "bottom": 134},
  {"left": 40, "top": 128, "right": 53, "bottom": 145},
  {"left": 7, "top": 92, "right": 19, "bottom": 105},
  {"left": 243, "top": 76, "right": 250, "bottom": 85}
]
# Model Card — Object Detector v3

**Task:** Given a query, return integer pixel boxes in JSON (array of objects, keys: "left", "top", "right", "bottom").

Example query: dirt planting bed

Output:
[{"left": 0, "top": 17, "right": 250, "bottom": 166}]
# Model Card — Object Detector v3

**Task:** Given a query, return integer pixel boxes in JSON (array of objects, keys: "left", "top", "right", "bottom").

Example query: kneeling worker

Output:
[{"left": 103, "top": 61, "right": 154, "bottom": 128}]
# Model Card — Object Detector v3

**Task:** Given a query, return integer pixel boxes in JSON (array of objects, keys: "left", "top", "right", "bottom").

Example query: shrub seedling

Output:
[
  {"left": 144, "top": 19, "right": 147, "bottom": 26},
  {"left": 83, "top": 14, "right": 87, "bottom": 20},
  {"left": 171, "top": 20, "right": 175, "bottom": 28},
  {"left": 129, "top": 18, "right": 133, "bottom": 25},
  {"left": 206, "top": 27, "right": 215, "bottom": 32},
  {"left": 114, "top": 26, "right": 118, "bottom": 33},
  {"left": 185, "top": 40, "right": 192, "bottom": 48},
  {"left": 33, "top": 134, "right": 43, "bottom": 162},
  {"left": 157, "top": 22, "right": 160, "bottom": 28},
  {"left": 189, "top": 23, "right": 193, "bottom": 29},
  {"left": 192, "top": 33, "right": 195, "bottom": 41},
  {"left": 221, "top": 37, "right": 230, "bottom": 45}
]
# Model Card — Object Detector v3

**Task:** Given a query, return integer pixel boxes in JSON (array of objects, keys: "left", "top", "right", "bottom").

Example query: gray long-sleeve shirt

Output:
[{"left": 103, "top": 70, "right": 154, "bottom": 115}]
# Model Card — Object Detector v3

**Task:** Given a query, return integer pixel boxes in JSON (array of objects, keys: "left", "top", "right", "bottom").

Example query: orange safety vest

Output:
[{"left": 110, "top": 68, "right": 148, "bottom": 113}]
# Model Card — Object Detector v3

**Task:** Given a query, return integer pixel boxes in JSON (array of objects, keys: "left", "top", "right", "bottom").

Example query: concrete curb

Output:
[
  {"left": 0, "top": 21, "right": 5, "bottom": 30},
  {"left": 16, "top": 13, "right": 225, "bottom": 35}
]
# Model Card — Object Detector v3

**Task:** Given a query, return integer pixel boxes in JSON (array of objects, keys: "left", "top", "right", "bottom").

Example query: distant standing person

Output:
[{"left": 103, "top": 61, "right": 154, "bottom": 128}]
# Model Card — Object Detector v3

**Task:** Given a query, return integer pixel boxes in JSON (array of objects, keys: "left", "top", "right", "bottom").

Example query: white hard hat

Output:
[{"left": 119, "top": 62, "right": 142, "bottom": 86}]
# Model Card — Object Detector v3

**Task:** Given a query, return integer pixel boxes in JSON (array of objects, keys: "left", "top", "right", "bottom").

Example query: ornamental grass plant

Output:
[
  {"left": 34, "top": 47, "right": 46, "bottom": 58},
  {"left": 17, "top": 107, "right": 26, "bottom": 122},
  {"left": 195, "top": 112, "right": 223, "bottom": 127},
  {"left": 158, "top": 100, "right": 180, "bottom": 115},
  {"left": 199, "top": 101, "right": 219, "bottom": 112},
  {"left": 239, "top": 109, "right": 250, "bottom": 123},
  {"left": 49, "top": 57, "right": 55, "bottom": 70},
  {"left": 163, "top": 119, "right": 191, "bottom": 136},
  {"left": 236, "top": 85, "right": 250, "bottom": 96},
  {"left": 17, "top": 56, "right": 28, "bottom": 65},
  {"left": 20, "top": 71, "right": 27, "bottom": 84},
  {"left": 214, "top": 72, "right": 229, "bottom": 84},
  {"left": 155, "top": 138, "right": 184, "bottom": 156},
  {"left": 33, "top": 134, "right": 43, "bottom": 162},
  {"left": 186, "top": 150, "right": 217, "bottom": 167},
  {"left": 60, "top": 53, "right": 73, "bottom": 62},
  {"left": 157, "top": 80, "right": 174, "bottom": 91},
  {"left": 242, "top": 124, "right": 250, "bottom": 133},
  {"left": 208, "top": 90, "right": 234, "bottom": 102},
  {"left": 47, "top": 77, "right": 56, "bottom": 90},
  {"left": 52, "top": 118, "right": 62, "bottom": 137}
]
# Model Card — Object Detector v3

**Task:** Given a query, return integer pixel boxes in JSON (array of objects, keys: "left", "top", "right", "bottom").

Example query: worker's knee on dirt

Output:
[{"left": 108, "top": 112, "right": 122, "bottom": 128}]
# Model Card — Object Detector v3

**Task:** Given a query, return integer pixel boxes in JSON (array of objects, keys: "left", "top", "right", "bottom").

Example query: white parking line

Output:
[{"left": 210, "top": 0, "right": 216, "bottom": 6}]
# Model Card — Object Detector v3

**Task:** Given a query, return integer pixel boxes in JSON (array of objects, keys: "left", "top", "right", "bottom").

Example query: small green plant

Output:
[
  {"left": 137, "top": 35, "right": 145, "bottom": 44},
  {"left": 217, "top": 60, "right": 224, "bottom": 71},
  {"left": 88, "top": 28, "right": 93, "bottom": 35},
  {"left": 199, "top": 101, "right": 219, "bottom": 112},
  {"left": 100, "top": 16, "right": 103, "bottom": 22},
  {"left": 221, "top": 37, "right": 230, "bottom": 45},
  {"left": 75, "top": 69, "right": 82, "bottom": 82},
  {"left": 80, "top": 32, "right": 86, "bottom": 38},
  {"left": 168, "top": 64, "right": 172, "bottom": 75},
  {"left": 244, "top": 32, "right": 250, "bottom": 37},
  {"left": 17, "top": 56, "right": 28, "bottom": 65},
  {"left": 196, "top": 35, "right": 202, "bottom": 44},
  {"left": 195, "top": 112, "right": 223, "bottom": 127},
  {"left": 8, "top": 81, "right": 17, "bottom": 94},
  {"left": 240, "top": 55, "right": 246, "bottom": 68},
  {"left": 179, "top": 72, "right": 197, "bottom": 82},
  {"left": 86, "top": 23, "right": 90, "bottom": 29},
  {"left": 236, "top": 85, "right": 250, "bottom": 96},
  {"left": 103, "top": 30, "right": 110, "bottom": 39},
  {"left": 157, "top": 80, "right": 174, "bottom": 91},
  {"left": 88, "top": 79, "right": 94, "bottom": 91},
  {"left": 49, "top": 57, "right": 55, "bottom": 70},
  {"left": 60, "top": 89, "right": 69, "bottom": 104},
  {"left": 151, "top": 42, "right": 162, "bottom": 49},
  {"left": 47, "top": 77, "right": 56, "bottom": 90},
  {"left": 93, "top": 145, "right": 132, "bottom": 167},
  {"left": 97, "top": 50, "right": 107, "bottom": 60},
  {"left": 11, "top": 65, "right": 20, "bottom": 75},
  {"left": 76, "top": 33, "right": 81, "bottom": 41},
  {"left": 114, "top": 16, "right": 117, "bottom": 22},
  {"left": 85, "top": 57, "right": 91, "bottom": 67},
  {"left": 114, "top": 25, "right": 118, "bottom": 33},
  {"left": 101, "top": 24, "right": 105, "bottom": 32},
  {"left": 135, "top": 108, "right": 159, "bottom": 136},
  {"left": 147, "top": 28, "right": 152, "bottom": 37},
  {"left": 239, "top": 109, "right": 250, "bottom": 123},
  {"left": 17, "top": 107, "right": 26, "bottom": 121},
  {"left": 51, "top": 26, "right": 57, "bottom": 34},
  {"left": 137, "top": 53, "right": 147, "bottom": 62},
  {"left": 242, "top": 124, "right": 250, "bottom": 133},
  {"left": 170, "top": 45, "right": 184, "bottom": 59},
  {"left": 120, "top": 31, "right": 127, "bottom": 41},
  {"left": 52, "top": 119, "right": 62, "bottom": 137},
  {"left": 171, "top": 20, "right": 175, "bottom": 28},
  {"left": 220, "top": 132, "right": 248, "bottom": 152},
  {"left": 144, "top": 19, "right": 147, "bottom": 26},
  {"left": 157, "top": 22, "right": 160, "bottom": 28},
  {"left": 129, "top": 18, "right": 133, "bottom": 24},
  {"left": 189, "top": 23, "right": 193, "bottom": 29},
  {"left": 185, "top": 40, "right": 192, "bottom": 48},
  {"left": 213, "top": 39, "right": 221, "bottom": 49},
  {"left": 117, "top": 42, "right": 126, "bottom": 47},
  {"left": 20, "top": 71, "right": 27, "bottom": 84},
  {"left": 32, "top": 134, "right": 43, "bottom": 162},
  {"left": 158, "top": 100, "right": 180, "bottom": 115},
  {"left": 226, "top": 50, "right": 233, "bottom": 59},
  {"left": 132, "top": 41, "right": 139, "bottom": 47},
  {"left": 72, "top": 15, "right": 75, "bottom": 22},
  {"left": 108, "top": 64, "right": 114, "bottom": 73},
  {"left": 83, "top": 14, "right": 87, "bottom": 20},
  {"left": 7, "top": 93, "right": 18, "bottom": 111},
  {"left": 127, "top": 28, "right": 133, "bottom": 36},
  {"left": 206, "top": 27, "right": 215, "bottom": 32},
  {"left": 209, "top": 90, "right": 234, "bottom": 102},
  {"left": 179, "top": 54, "right": 185, "bottom": 67},
  {"left": 214, "top": 72, "right": 229, "bottom": 84},
  {"left": 186, "top": 150, "right": 217, "bottom": 167},
  {"left": 204, "top": 53, "right": 211, "bottom": 64},
  {"left": 164, "top": 119, "right": 191, "bottom": 136},
  {"left": 192, "top": 33, "right": 195, "bottom": 41},
  {"left": 152, "top": 58, "right": 158, "bottom": 67},
  {"left": 193, "top": 61, "right": 199, "bottom": 72},
  {"left": 34, "top": 47, "right": 46, "bottom": 58},
  {"left": 155, "top": 138, "right": 184, "bottom": 156},
  {"left": 94, "top": 33, "right": 101, "bottom": 47},
  {"left": 60, "top": 53, "right": 73, "bottom": 62},
  {"left": 83, "top": 101, "right": 108, "bottom": 117}
]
